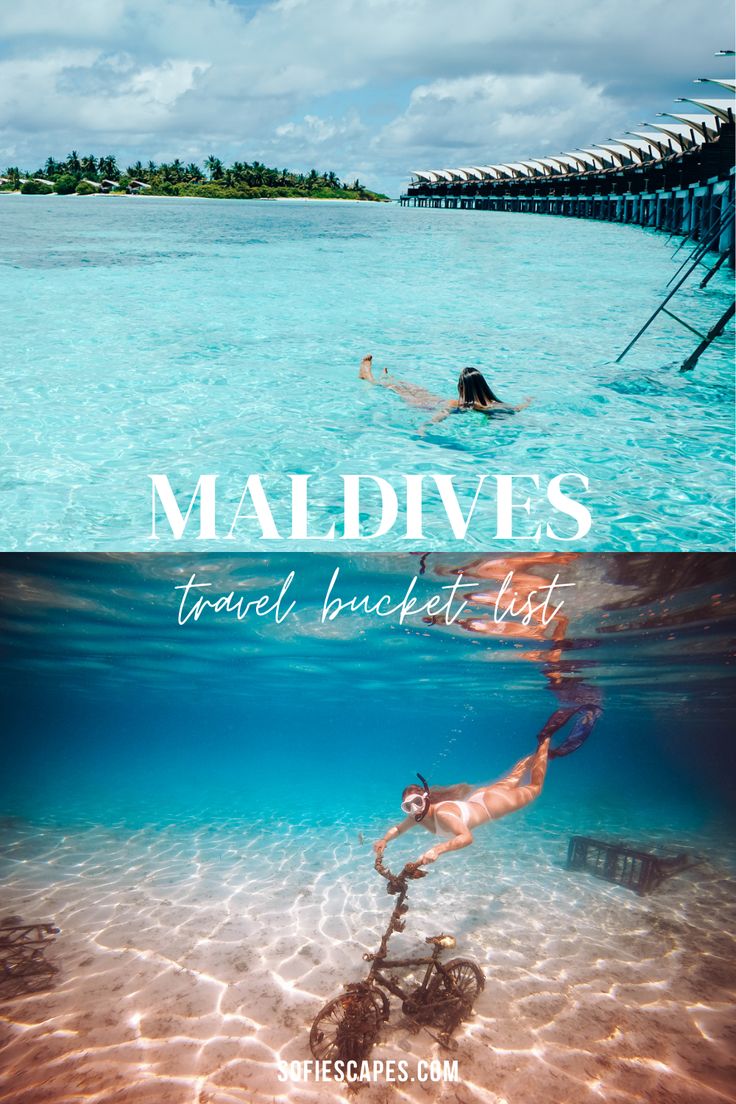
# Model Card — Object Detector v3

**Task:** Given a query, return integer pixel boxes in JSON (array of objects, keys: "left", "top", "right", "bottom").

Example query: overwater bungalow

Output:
[{"left": 401, "top": 75, "right": 735, "bottom": 262}]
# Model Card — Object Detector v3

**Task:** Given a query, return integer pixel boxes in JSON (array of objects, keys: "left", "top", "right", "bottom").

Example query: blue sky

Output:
[{"left": 0, "top": 0, "right": 733, "bottom": 196}]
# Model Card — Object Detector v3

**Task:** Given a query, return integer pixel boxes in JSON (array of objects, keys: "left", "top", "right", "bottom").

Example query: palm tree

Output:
[
  {"left": 205, "top": 155, "right": 224, "bottom": 181},
  {"left": 98, "top": 154, "right": 119, "bottom": 179},
  {"left": 18, "top": 148, "right": 378, "bottom": 199}
]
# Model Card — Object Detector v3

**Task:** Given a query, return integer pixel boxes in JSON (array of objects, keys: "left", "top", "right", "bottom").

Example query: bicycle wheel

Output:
[
  {"left": 439, "top": 959, "right": 485, "bottom": 1005},
  {"left": 368, "top": 986, "right": 390, "bottom": 1022},
  {"left": 425, "top": 959, "right": 485, "bottom": 1030},
  {"left": 309, "top": 991, "right": 381, "bottom": 1062}
]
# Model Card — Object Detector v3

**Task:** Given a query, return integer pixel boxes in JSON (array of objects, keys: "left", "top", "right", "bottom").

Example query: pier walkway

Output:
[{"left": 400, "top": 77, "right": 735, "bottom": 262}]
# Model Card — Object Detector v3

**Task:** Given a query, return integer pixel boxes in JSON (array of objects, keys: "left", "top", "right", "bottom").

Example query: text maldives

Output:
[{"left": 148, "top": 472, "right": 592, "bottom": 542}]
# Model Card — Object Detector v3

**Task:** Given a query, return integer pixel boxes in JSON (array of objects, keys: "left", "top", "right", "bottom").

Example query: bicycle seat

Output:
[{"left": 425, "top": 934, "right": 456, "bottom": 948}]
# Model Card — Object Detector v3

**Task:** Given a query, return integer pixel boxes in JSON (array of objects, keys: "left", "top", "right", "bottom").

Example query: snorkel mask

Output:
[{"left": 401, "top": 773, "right": 431, "bottom": 822}]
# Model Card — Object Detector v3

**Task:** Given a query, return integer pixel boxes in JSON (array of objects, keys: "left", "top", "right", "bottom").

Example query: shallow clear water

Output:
[{"left": 0, "top": 196, "right": 733, "bottom": 551}]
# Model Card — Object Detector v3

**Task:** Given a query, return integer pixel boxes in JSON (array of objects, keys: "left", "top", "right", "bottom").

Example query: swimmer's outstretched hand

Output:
[
  {"left": 417, "top": 848, "right": 439, "bottom": 865},
  {"left": 373, "top": 839, "right": 386, "bottom": 856}
]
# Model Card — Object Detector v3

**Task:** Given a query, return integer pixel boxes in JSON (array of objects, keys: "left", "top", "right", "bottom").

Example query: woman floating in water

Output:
[
  {"left": 373, "top": 705, "right": 601, "bottom": 867},
  {"left": 358, "top": 355, "right": 531, "bottom": 426}
]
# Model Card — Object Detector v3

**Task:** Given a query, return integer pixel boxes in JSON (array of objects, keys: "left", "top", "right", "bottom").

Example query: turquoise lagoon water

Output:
[
  {"left": 2, "top": 552, "right": 734, "bottom": 828},
  {"left": 0, "top": 196, "right": 733, "bottom": 551}
]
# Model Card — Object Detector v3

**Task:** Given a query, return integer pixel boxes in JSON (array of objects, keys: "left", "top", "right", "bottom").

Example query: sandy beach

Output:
[{"left": 1, "top": 806, "right": 734, "bottom": 1104}]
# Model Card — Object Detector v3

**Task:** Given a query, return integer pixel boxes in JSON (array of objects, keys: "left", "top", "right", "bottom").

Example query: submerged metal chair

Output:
[
  {"left": 0, "top": 917, "right": 60, "bottom": 1000},
  {"left": 567, "top": 836, "right": 691, "bottom": 895}
]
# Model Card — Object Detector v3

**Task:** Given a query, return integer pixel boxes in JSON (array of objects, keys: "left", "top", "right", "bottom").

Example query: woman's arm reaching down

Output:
[
  {"left": 418, "top": 828, "right": 474, "bottom": 866},
  {"left": 417, "top": 808, "right": 474, "bottom": 865},
  {"left": 373, "top": 815, "right": 416, "bottom": 856}
]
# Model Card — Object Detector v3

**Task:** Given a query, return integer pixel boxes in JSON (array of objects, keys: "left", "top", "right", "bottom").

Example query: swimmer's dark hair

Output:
[{"left": 457, "top": 366, "right": 500, "bottom": 408}]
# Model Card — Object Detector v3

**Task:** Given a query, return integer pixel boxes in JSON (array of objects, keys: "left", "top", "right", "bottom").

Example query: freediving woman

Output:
[{"left": 373, "top": 705, "right": 601, "bottom": 867}]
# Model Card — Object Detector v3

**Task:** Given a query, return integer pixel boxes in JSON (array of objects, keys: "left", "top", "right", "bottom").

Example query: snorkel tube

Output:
[{"left": 414, "top": 772, "right": 430, "bottom": 822}]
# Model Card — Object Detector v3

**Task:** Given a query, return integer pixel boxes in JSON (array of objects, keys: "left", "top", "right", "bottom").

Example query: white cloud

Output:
[
  {"left": 0, "top": 0, "right": 732, "bottom": 192},
  {"left": 268, "top": 111, "right": 367, "bottom": 180},
  {"left": 377, "top": 72, "right": 629, "bottom": 166},
  {"left": 276, "top": 112, "right": 364, "bottom": 144},
  {"left": 0, "top": 51, "right": 208, "bottom": 133}
]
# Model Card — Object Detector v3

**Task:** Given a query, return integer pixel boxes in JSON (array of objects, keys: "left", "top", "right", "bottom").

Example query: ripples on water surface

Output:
[{"left": 0, "top": 196, "right": 733, "bottom": 549}]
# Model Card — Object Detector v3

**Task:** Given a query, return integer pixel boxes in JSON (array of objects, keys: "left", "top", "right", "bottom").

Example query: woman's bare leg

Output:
[
  {"left": 358, "top": 355, "right": 443, "bottom": 408},
  {"left": 496, "top": 752, "right": 535, "bottom": 788},
  {"left": 359, "top": 354, "right": 383, "bottom": 381},
  {"left": 512, "top": 736, "right": 552, "bottom": 807},
  {"left": 474, "top": 737, "right": 552, "bottom": 820}
]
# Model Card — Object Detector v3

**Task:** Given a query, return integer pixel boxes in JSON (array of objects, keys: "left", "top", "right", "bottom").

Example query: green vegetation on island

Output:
[{"left": 0, "top": 152, "right": 390, "bottom": 201}]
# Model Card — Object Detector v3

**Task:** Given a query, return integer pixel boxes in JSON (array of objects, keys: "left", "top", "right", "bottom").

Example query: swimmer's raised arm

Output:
[{"left": 373, "top": 816, "right": 416, "bottom": 856}]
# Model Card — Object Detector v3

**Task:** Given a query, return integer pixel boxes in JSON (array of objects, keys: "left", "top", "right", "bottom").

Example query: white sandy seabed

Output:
[{"left": 0, "top": 806, "right": 734, "bottom": 1104}]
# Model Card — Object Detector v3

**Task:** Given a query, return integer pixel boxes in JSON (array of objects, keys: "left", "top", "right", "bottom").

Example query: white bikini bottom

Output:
[{"left": 431, "top": 793, "right": 487, "bottom": 837}]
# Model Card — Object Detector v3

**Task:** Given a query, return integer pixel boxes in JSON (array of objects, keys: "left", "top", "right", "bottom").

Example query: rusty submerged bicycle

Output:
[{"left": 309, "top": 856, "right": 484, "bottom": 1059}]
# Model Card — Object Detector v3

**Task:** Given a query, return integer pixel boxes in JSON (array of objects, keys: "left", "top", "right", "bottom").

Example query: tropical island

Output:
[{"left": 0, "top": 152, "right": 390, "bottom": 201}]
